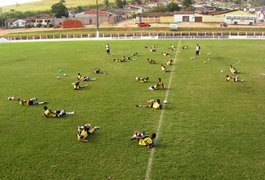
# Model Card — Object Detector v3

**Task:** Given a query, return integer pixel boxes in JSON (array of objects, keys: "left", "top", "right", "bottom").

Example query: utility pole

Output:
[
  {"left": 0, "top": 7, "right": 3, "bottom": 28},
  {"left": 96, "top": 0, "right": 99, "bottom": 38}
]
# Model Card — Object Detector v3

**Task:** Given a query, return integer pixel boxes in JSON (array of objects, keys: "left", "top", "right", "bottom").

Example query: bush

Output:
[
  {"left": 25, "top": 24, "right": 32, "bottom": 28},
  {"left": 47, "top": 23, "right": 54, "bottom": 28},
  {"left": 36, "top": 23, "right": 42, "bottom": 28}
]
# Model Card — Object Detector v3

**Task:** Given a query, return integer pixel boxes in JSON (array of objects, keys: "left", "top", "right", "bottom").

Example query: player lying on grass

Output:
[
  {"left": 94, "top": 67, "right": 107, "bottom": 74},
  {"left": 169, "top": 44, "right": 176, "bottom": 51},
  {"left": 226, "top": 75, "right": 242, "bottom": 82},
  {"left": 113, "top": 57, "right": 126, "bottom": 62},
  {"left": 77, "top": 124, "right": 100, "bottom": 143},
  {"left": 136, "top": 99, "right": 162, "bottom": 110},
  {"left": 130, "top": 131, "right": 157, "bottom": 148},
  {"left": 229, "top": 65, "right": 240, "bottom": 74},
  {"left": 182, "top": 45, "right": 188, "bottom": 50},
  {"left": 125, "top": 53, "right": 138, "bottom": 61},
  {"left": 149, "top": 78, "right": 165, "bottom": 90},
  {"left": 17, "top": 97, "right": 47, "bottom": 105},
  {"left": 136, "top": 77, "right": 149, "bottom": 83},
  {"left": 149, "top": 47, "right": 156, "bottom": 52},
  {"left": 43, "top": 106, "right": 74, "bottom": 118},
  {"left": 161, "top": 64, "right": 168, "bottom": 72},
  {"left": 73, "top": 81, "right": 87, "bottom": 90},
  {"left": 77, "top": 73, "right": 96, "bottom": 81},
  {"left": 166, "top": 59, "right": 173, "bottom": 65},
  {"left": 113, "top": 54, "right": 137, "bottom": 62},
  {"left": 147, "top": 58, "right": 156, "bottom": 64},
  {"left": 161, "top": 52, "right": 170, "bottom": 57}
]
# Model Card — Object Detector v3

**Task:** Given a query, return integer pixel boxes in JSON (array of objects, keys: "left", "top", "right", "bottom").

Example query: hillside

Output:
[{"left": 2, "top": 0, "right": 105, "bottom": 12}]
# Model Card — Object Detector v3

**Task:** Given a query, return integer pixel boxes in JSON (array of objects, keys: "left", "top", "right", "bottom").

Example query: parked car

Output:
[
  {"left": 220, "top": 22, "right": 228, "bottom": 27},
  {"left": 138, "top": 22, "right": 151, "bottom": 28}
]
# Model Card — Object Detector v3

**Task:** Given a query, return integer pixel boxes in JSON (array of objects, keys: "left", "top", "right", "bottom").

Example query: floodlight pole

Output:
[{"left": 96, "top": 0, "right": 99, "bottom": 38}]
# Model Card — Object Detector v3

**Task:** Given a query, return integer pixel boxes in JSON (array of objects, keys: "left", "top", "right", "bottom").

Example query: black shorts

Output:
[
  {"left": 196, "top": 50, "right": 200, "bottom": 55},
  {"left": 28, "top": 100, "right": 34, "bottom": 105}
]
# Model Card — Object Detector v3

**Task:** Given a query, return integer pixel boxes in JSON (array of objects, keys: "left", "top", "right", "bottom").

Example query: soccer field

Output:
[{"left": 0, "top": 40, "right": 265, "bottom": 179}]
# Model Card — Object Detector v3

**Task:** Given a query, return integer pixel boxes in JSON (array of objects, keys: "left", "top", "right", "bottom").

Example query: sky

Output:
[{"left": 0, "top": 0, "right": 41, "bottom": 7}]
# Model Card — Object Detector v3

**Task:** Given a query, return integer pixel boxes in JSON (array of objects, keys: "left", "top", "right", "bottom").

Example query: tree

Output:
[
  {"left": 115, "top": 0, "right": 127, "bottom": 8},
  {"left": 150, "top": 5, "right": 167, "bottom": 12},
  {"left": 51, "top": 0, "right": 68, "bottom": 18},
  {"left": 182, "top": 0, "right": 193, "bottom": 10},
  {"left": 104, "top": 0, "right": 110, "bottom": 9},
  {"left": 132, "top": 0, "right": 142, "bottom": 5},
  {"left": 166, "top": 2, "right": 180, "bottom": 12}
]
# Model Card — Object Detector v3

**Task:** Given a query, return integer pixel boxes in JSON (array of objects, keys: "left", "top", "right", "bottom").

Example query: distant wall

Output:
[{"left": 63, "top": 20, "right": 83, "bottom": 28}]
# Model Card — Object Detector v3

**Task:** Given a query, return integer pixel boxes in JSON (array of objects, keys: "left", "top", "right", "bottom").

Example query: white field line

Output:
[{"left": 144, "top": 40, "right": 182, "bottom": 180}]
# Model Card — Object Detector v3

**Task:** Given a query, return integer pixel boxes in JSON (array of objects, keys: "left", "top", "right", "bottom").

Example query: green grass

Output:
[{"left": 0, "top": 40, "right": 265, "bottom": 179}]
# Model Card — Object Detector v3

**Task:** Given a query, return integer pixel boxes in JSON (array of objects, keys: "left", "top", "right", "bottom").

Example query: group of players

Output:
[
  {"left": 131, "top": 44, "right": 178, "bottom": 147},
  {"left": 8, "top": 69, "right": 102, "bottom": 143},
  {"left": 226, "top": 65, "right": 242, "bottom": 82}
]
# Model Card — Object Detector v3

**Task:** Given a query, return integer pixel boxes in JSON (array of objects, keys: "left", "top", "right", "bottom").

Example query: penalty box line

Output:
[{"left": 144, "top": 40, "right": 182, "bottom": 180}]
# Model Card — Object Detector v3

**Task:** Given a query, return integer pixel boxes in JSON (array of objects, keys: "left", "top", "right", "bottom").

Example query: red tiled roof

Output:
[
  {"left": 140, "top": 12, "right": 174, "bottom": 17},
  {"left": 84, "top": 9, "right": 109, "bottom": 16},
  {"left": 174, "top": 11, "right": 194, "bottom": 15}
]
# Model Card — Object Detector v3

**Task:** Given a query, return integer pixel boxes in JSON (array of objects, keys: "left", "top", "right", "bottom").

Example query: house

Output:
[
  {"left": 194, "top": 10, "right": 232, "bottom": 23},
  {"left": 34, "top": 15, "right": 53, "bottom": 26},
  {"left": 25, "top": 15, "right": 53, "bottom": 27},
  {"left": 173, "top": 11, "right": 195, "bottom": 23},
  {"left": 5, "top": 18, "right": 26, "bottom": 28},
  {"left": 124, "top": 5, "right": 145, "bottom": 14},
  {"left": 74, "top": 9, "right": 118, "bottom": 25},
  {"left": 135, "top": 12, "right": 174, "bottom": 23}
]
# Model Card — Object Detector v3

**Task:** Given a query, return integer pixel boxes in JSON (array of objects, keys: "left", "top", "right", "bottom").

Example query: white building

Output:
[
  {"left": 6, "top": 18, "right": 26, "bottom": 28},
  {"left": 173, "top": 11, "right": 195, "bottom": 23}
]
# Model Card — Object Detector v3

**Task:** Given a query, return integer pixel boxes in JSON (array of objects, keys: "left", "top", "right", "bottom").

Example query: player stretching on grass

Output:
[
  {"left": 43, "top": 106, "right": 74, "bottom": 118},
  {"left": 149, "top": 78, "right": 165, "bottom": 90},
  {"left": 77, "top": 73, "right": 96, "bottom": 81},
  {"left": 73, "top": 81, "right": 87, "bottom": 90},
  {"left": 229, "top": 65, "right": 240, "bottom": 74},
  {"left": 18, "top": 97, "right": 47, "bottom": 106},
  {"left": 161, "top": 64, "right": 168, "bottom": 72},
  {"left": 130, "top": 131, "right": 157, "bottom": 148},
  {"left": 136, "top": 77, "right": 149, "bottom": 83},
  {"left": 226, "top": 75, "right": 242, "bottom": 82},
  {"left": 77, "top": 124, "right": 100, "bottom": 143},
  {"left": 136, "top": 99, "right": 162, "bottom": 110}
]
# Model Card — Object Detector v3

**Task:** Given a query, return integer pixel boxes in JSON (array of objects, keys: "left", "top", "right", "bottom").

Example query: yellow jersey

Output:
[
  {"left": 77, "top": 75, "right": 84, "bottom": 81},
  {"left": 81, "top": 130, "right": 88, "bottom": 139},
  {"left": 153, "top": 102, "right": 161, "bottom": 109},
  {"left": 138, "top": 137, "right": 153, "bottom": 146},
  {"left": 44, "top": 109, "right": 57, "bottom": 118}
]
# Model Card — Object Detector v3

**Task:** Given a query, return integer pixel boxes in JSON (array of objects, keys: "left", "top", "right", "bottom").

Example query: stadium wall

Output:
[{"left": 1, "top": 32, "right": 265, "bottom": 43}]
